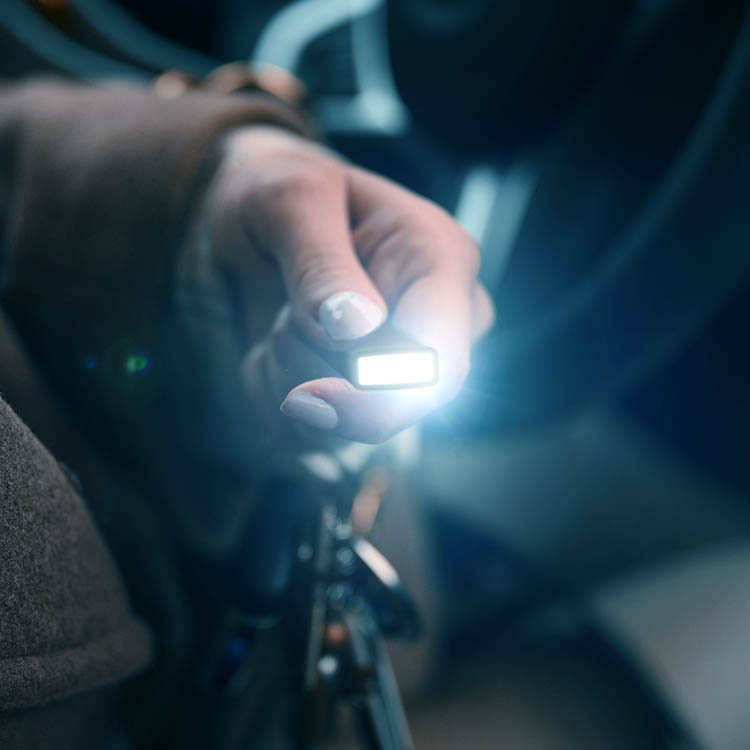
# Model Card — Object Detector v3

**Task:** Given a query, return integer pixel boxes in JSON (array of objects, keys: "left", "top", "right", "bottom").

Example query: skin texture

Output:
[{"left": 204, "top": 126, "right": 494, "bottom": 444}]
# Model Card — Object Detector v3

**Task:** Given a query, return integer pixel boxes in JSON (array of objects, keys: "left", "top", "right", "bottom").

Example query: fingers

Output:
[
  {"left": 240, "top": 306, "right": 349, "bottom": 446},
  {"left": 245, "top": 306, "right": 439, "bottom": 444},
  {"left": 277, "top": 170, "right": 495, "bottom": 443},
  {"left": 236, "top": 134, "right": 387, "bottom": 344},
  {"left": 221, "top": 129, "right": 495, "bottom": 444},
  {"left": 278, "top": 282, "right": 495, "bottom": 444},
  {"left": 281, "top": 378, "right": 439, "bottom": 444},
  {"left": 275, "top": 168, "right": 495, "bottom": 443}
]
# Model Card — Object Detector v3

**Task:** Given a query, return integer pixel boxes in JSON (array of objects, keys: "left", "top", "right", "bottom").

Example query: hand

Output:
[{"left": 196, "top": 126, "right": 494, "bottom": 444}]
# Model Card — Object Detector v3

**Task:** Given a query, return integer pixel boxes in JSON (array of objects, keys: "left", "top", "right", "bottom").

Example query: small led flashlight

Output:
[
  {"left": 356, "top": 350, "right": 436, "bottom": 388},
  {"left": 319, "top": 325, "right": 438, "bottom": 390}
]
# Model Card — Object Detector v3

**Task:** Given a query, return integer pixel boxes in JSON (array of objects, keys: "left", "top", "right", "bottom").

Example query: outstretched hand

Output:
[{"left": 199, "top": 126, "right": 494, "bottom": 444}]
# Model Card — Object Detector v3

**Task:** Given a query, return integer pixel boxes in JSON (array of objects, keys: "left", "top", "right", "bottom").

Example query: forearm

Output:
[
  {"left": 0, "top": 77, "right": 312, "bottom": 308},
  {"left": 0, "top": 78, "right": 312, "bottom": 439}
]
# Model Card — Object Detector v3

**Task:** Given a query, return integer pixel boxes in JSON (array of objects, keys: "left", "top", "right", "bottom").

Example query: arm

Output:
[{"left": 0, "top": 78, "right": 492, "bottom": 553}]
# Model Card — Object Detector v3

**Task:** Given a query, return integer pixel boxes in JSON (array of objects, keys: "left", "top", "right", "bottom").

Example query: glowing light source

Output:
[
  {"left": 355, "top": 350, "right": 437, "bottom": 389},
  {"left": 315, "top": 323, "right": 439, "bottom": 390}
]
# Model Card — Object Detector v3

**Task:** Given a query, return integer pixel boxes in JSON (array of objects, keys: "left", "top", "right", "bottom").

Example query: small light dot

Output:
[
  {"left": 318, "top": 655, "right": 338, "bottom": 677},
  {"left": 125, "top": 354, "right": 150, "bottom": 375},
  {"left": 297, "top": 543, "right": 313, "bottom": 562}
]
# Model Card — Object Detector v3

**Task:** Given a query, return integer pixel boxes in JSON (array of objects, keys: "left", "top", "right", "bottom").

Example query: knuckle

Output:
[
  {"left": 410, "top": 211, "right": 481, "bottom": 276},
  {"left": 292, "top": 256, "right": 352, "bottom": 305},
  {"left": 252, "top": 156, "right": 342, "bottom": 208},
  {"left": 278, "top": 165, "right": 329, "bottom": 196}
]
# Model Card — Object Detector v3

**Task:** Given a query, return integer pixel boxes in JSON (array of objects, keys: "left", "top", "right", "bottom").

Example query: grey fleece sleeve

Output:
[
  {"left": 0, "top": 79, "right": 314, "bottom": 720},
  {"left": 0, "top": 78, "right": 315, "bottom": 555},
  {"left": 0, "top": 395, "right": 154, "bottom": 712}
]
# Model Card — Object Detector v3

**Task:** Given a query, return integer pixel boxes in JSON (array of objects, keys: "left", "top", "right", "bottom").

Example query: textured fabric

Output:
[
  {"left": 0, "top": 78, "right": 312, "bottom": 295},
  {"left": 0, "top": 79, "right": 314, "bottom": 567},
  {"left": 0, "top": 396, "right": 153, "bottom": 711},
  {"left": 0, "top": 79, "right": 314, "bottom": 746},
  {"left": 0, "top": 688, "right": 127, "bottom": 750}
]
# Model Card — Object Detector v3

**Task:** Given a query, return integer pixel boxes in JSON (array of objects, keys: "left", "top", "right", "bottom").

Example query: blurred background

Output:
[{"left": 3, "top": 1, "right": 750, "bottom": 748}]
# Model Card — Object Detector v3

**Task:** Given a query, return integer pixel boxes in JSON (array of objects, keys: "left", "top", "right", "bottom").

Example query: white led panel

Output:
[{"left": 356, "top": 351, "right": 437, "bottom": 388}]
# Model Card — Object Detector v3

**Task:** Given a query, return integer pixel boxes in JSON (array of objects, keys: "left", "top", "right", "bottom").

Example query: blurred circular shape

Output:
[{"left": 125, "top": 354, "right": 151, "bottom": 375}]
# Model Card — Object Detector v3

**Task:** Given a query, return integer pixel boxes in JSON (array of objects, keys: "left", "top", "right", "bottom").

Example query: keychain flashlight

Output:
[{"left": 319, "top": 325, "right": 438, "bottom": 390}]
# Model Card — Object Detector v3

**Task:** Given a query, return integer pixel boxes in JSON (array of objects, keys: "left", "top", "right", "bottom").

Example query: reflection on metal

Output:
[{"left": 352, "top": 536, "right": 400, "bottom": 590}]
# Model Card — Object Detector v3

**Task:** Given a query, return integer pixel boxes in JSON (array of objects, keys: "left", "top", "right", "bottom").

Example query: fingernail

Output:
[
  {"left": 281, "top": 392, "right": 338, "bottom": 430},
  {"left": 318, "top": 291, "right": 384, "bottom": 341}
]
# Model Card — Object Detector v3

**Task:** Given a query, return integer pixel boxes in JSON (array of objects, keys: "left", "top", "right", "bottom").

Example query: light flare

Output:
[{"left": 355, "top": 350, "right": 437, "bottom": 388}]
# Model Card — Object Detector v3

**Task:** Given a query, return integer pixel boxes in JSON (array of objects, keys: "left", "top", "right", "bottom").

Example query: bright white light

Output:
[{"left": 356, "top": 351, "right": 436, "bottom": 388}]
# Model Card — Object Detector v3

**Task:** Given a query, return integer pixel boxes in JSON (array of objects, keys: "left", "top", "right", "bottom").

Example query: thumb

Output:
[{"left": 244, "top": 167, "right": 386, "bottom": 344}]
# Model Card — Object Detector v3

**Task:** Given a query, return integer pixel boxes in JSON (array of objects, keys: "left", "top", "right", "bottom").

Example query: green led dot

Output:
[{"left": 125, "top": 355, "right": 149, "bottom": 374}]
